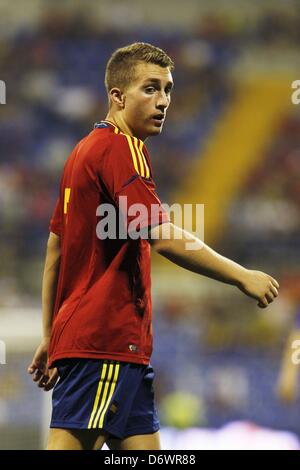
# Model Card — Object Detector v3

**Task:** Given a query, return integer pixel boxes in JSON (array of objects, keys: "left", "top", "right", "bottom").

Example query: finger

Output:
[
  {"left": 28, "top": 364, "right": 36, "bottom": 374},
  {"left": 44, "top": 370, "right": 59, "bottom": 391},
  {"left": 32, "top": 369, "right": 43, "bottom": 382},
  {"left": 50, "top": 368, "right": 59, "bottom": 380},
  {"left": 258, "top": 297, "right": 268, "bottom": 308},
  {"left": 265, "top": 292, "right": 274, "bottom": 303},
  {"left": 271, "top": 278, "right": 279, "bottom": 289},
  {"left": 43, "top": 381, "right": 56, "bottom": 391},
  {"left": 29, "top": 359, "right": 45, "bottom": 374},
  {"left": 270, "top": 285, "right": 279, "bottom": 297},
  {"left": 38, "top": 374, "right": 49, "bottom": 388},
  {"left": 43, "top": 369, "right": 59, "bottom": 391},
  {"left": 28, "top": 361, "right": 41, "bottom": 374}
]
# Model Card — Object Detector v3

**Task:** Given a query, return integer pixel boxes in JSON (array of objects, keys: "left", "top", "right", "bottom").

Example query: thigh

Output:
[
  {"left": 47, "top": 428, "right": 108, "bottom": 450},
  {"left": 107, "top": 430, "right": 161, "bottom": 450}
]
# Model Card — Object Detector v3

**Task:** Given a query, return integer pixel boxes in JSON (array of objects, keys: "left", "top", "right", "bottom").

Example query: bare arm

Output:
[
  {"left": 149, "top": 223, "right": 279, "bottom": 308},
  {"left": 28, "top": 232, "right": 61, "bottom": 390},
  {"left": 42, "top": 231, "right": 61, "bottom": 338}
]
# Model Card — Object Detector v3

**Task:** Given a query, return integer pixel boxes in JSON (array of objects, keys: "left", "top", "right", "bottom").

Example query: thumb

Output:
[
  {"left": 28, "top": 361, "right": 38, "bottom": 374},
  {"left": 28, "top": 358, "right": 45, "bottom": 374}
]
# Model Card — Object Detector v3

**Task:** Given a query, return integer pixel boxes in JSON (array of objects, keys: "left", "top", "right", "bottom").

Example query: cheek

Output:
[
  {"left": 128, "top": 97, "right": 146, "bottom": 114},
  {"left": 142, "top": 96, "right": 155, "bottom": 114},
  {"left": 136, "top": 99, "right": 152, "bottom": 119},
  {"left": 126, "top": 94, "right": 153, "bottom": 122}
]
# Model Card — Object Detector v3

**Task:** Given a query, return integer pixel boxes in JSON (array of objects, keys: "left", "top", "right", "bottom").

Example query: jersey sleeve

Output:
[
  {"left": 101, "top": 134, "right": 170, "bottom": 231},
  {"left": 49, "top": 197, "right": 63, "bottom": 236}
]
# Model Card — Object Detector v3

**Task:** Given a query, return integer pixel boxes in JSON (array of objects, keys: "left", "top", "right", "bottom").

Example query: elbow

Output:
[
  {"left": 148, "top": 222, "right": 175, "bottom": 255},
  {"left": 149, "top": 237, "right": 172, "bottom": 255}
]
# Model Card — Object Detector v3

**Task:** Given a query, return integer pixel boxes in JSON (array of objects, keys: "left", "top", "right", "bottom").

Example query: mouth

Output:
[{"left": 151, "top": 114, "right": 165, "bottom": 125}]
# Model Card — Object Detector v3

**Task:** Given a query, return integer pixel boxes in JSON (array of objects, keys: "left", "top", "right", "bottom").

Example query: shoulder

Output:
[
  {"left": 108, "top": 132, "right": 147, "bottom": 164},
  {"left": 78, "top": 128, "right": 113, "bottom": 157},
  {"left": 108, "top": 131, "right": 137, "bottom": 150},
  {"left": 85, "top": 127, "right": 138, "bottom": 154}
]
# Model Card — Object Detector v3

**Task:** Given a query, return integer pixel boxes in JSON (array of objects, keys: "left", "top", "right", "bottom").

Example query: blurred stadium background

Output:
[{"left": 0, "top": 0, "right": 300, "bottom": 450}]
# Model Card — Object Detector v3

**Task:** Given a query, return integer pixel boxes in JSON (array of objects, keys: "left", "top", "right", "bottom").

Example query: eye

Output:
[{"left": 145, "top": 86, "right": 156, "bottom": 93}]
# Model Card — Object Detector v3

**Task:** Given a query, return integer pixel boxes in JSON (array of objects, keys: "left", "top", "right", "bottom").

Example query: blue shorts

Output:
[{"left": 50, "top": 359, "right": 160, "bottom": 439}]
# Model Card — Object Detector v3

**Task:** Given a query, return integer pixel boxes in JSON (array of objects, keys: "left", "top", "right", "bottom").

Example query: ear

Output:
[{"left": 109, "top": 88, "right": 125, "bottom": 109}]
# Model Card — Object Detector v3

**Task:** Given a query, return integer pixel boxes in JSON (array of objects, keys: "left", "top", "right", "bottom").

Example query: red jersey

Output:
[{"left": 48, "top": 120, "right": 169, "bottom": 367}]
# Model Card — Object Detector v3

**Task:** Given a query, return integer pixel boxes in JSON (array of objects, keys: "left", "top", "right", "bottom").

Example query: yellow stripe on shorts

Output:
[
  {"left": 92, "top": 362, "right": 120, "bottom": 429},
  {"left": 98, "top": 363, "right": 120, "bottom": 428},
  {"left": 88, "top": 362, "right": 108, "bottom": 429}
]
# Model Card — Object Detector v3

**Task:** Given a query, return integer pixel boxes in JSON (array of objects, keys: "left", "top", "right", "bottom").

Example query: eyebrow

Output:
[{"left": 143, "top": 78, "right": 174, "bottom": 88}]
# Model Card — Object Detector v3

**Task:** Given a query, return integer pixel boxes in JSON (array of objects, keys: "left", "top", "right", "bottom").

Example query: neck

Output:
[{"left": 104, "top": 113, "right": 146, "bottom": 142}]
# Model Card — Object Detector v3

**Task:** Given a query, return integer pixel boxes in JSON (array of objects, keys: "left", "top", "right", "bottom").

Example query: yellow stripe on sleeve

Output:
[
  {"left": 124, "top": 134, "right": 139, "bottom": 174},
  {"left": 116, "top": 131, "right": 150, "bottom": 178},
  {"left": 139, "top": 140, "right": 150, "bottom": 179},
  {"left": 63, "top": 187, "right": 71, "bottom": 214},
  {"left": 133, "top": 136, "right": 145, "bottom": 177}
]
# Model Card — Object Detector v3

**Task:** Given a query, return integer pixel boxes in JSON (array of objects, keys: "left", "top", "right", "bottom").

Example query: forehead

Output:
[{"left": 133, "top": 62, "right": 173, "bottom": 85}]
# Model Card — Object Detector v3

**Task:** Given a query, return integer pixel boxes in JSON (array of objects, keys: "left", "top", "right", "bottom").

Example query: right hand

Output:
[
  {"left": 27, "top": 338, "right": 59, "bottom": 391},
  {"left": 238, "top": 269, "right": 279, "bottom": 308}
]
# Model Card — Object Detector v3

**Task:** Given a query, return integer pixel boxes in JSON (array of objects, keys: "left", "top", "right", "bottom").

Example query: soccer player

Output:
[{"left": 28, "top": 42, "right": 279, "bottom": 450}]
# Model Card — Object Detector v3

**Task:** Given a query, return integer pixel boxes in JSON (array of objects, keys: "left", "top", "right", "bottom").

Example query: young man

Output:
[{"left": 28, "top": 42, "right": 279, "bottom": 450}]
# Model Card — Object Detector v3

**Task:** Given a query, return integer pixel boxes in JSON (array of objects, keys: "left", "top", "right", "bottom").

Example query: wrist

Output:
[{"left": 233, "top": 266, "right": 249, "bottom": 288}]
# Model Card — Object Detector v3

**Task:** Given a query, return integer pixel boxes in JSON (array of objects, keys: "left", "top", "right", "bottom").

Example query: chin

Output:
[{"left": 148, "top": 127, "right": 162, "bottom": 137}]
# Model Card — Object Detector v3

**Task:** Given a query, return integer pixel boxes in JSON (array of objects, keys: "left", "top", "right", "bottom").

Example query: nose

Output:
[{"left": 156, "top": 91, "right": 170, "bottom": 111}]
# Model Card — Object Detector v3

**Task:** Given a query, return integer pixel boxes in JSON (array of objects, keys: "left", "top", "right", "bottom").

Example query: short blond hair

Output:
[{"left": 105, "top": 42, "right": 174, "bottom": 96}]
